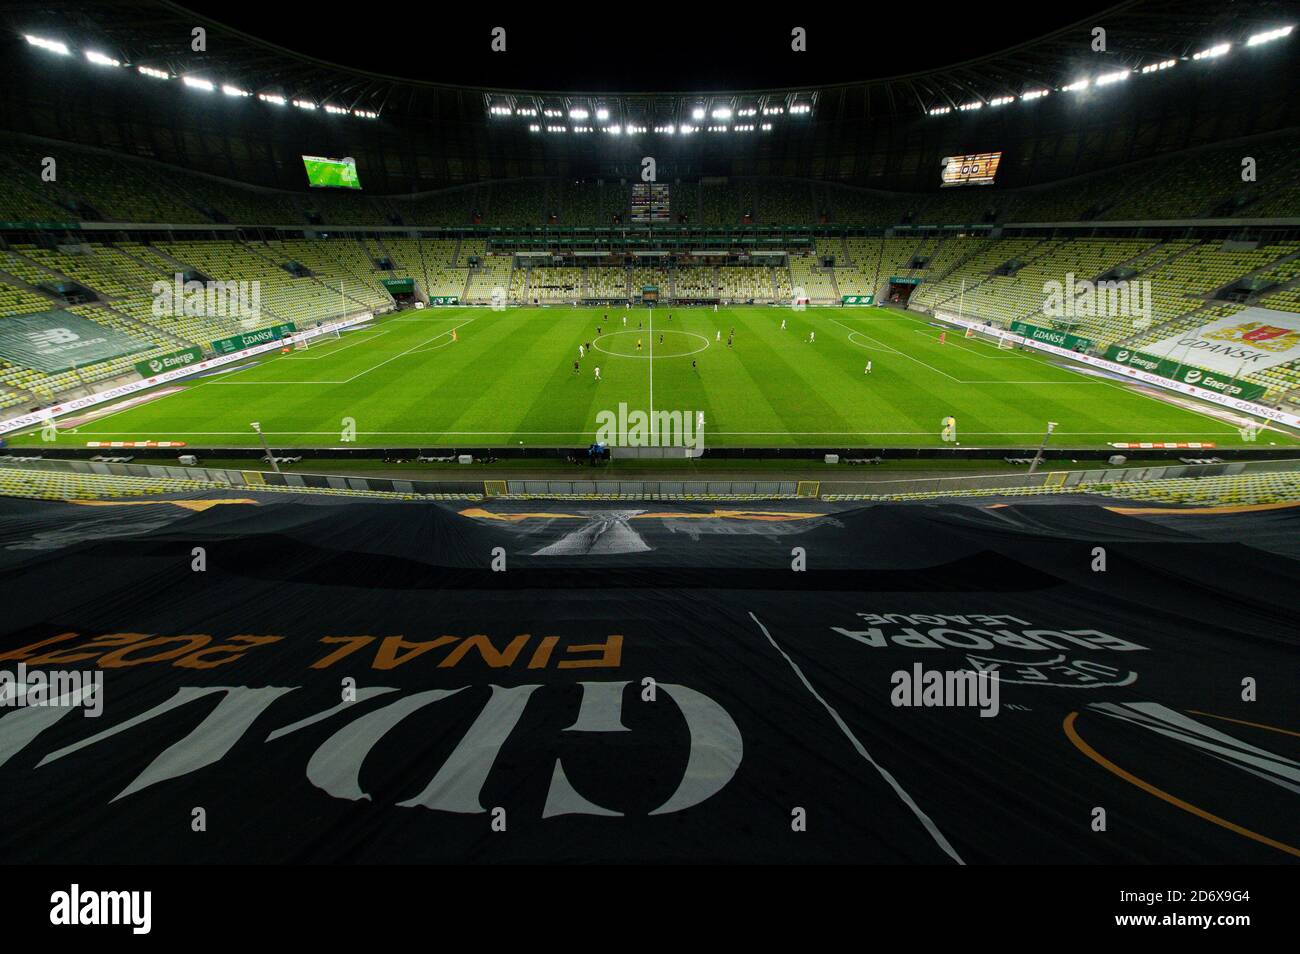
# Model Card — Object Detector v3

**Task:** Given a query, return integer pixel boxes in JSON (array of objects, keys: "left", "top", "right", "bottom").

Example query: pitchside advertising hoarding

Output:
[
  {"left": 935, "top": 311, "right": 1300, "bottom": 430},
  {"left": 133, "top": 346, "right": 204, "bottom": 378},
  {"left": 841, "top": 295, "right": 874, "bottom": 305},
  {"left": 210, "top": 323, "right": 297, "bottom": 355},
  {"left": 1103, "top": 345, "right": 1266, "bottom": 401},
  {"left": 0, "top": 315, "right": 371, "bottom": 436},
  {"left": 1010, "top": 320, "right": 1093, "bottom": 352},
  {"left": 426, "top": 296, "right": 460, "bottom": 306}
]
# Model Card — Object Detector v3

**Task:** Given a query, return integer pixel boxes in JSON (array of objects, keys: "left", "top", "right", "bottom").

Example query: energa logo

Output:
[{"left": 1183, "top": 369, "right": 1203, "bottom": 384}]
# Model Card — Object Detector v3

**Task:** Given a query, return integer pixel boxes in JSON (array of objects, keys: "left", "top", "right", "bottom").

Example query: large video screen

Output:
[
  {"left": 631, "top": 183, "right": 670, "bottom": 222},
  {"left": 302, "top": 155, "right": 361, "bottom": 189},
  {"left": 940, "top": 152, "right": 1002, "bottom": 187}
]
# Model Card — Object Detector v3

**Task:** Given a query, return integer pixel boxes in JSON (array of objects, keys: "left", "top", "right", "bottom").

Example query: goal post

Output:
[{"left": 960, "top": 323, "right": 1017, "bottom": 349}]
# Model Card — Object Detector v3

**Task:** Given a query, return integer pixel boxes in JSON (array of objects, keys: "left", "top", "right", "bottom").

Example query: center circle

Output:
[{"left": 592, "top": 330, "right": 711, "bottom": 359}]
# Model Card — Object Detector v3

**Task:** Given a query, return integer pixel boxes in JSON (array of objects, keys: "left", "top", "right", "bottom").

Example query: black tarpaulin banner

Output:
[{"left": 0, "top": 495, "right": 1295, "bottom": 863}]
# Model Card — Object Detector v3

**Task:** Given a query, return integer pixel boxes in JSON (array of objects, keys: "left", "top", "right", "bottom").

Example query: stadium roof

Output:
[
  {"left": 5, "top": 0, "right": 1296, "bottom": 118},
  {"left": 1, "top": 0, "right": 1296, "bottom": 193}
]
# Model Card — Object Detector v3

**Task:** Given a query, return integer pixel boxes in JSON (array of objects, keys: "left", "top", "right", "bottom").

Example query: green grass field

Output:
[{"left": 15, "top": 306, "right": 1300, "bottom": 449}]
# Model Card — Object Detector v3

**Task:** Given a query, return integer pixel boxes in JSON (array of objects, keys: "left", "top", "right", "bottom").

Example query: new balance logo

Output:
[{"left": 28, "top": 328, "right": 79, "bottom": 346}]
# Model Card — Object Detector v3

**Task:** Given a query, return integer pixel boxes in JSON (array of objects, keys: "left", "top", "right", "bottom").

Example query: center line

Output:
[{"left": 648, "top": 306, "right": 654, "bottom": 417}]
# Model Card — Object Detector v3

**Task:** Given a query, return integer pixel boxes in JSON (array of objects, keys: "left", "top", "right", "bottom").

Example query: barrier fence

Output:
[{"left": 2, "top": 455, "right": 1298, "bottom": 500}]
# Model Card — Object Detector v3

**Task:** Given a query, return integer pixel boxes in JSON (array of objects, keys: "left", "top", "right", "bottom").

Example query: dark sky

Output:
[{"left": 173, "top": 3, "right": 1124, "bottom": 90}]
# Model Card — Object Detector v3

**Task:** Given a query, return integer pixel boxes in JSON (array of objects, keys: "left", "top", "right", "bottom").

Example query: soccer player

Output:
[
  {"left": 623, "top": 315, "right": 627, "bottom": 327},
  {"left": 865, "top": 360, "right": 872, "bottom": 374},
  {"left": 692, "top": 359, "right": 698, "bottom": 372},
  {"left": 573, "top": 360, "right": 579, "bottom": 374},
  {"left": 637, "top": 339, "right": 643, "bottom": 351},
  {"left": 939, "top": 331, "right": 947, "bottom": 345},
  {"left": 808, "top": 331, "right": 815, "bottom": 343},
  {"left": 594, "top": 366, "right": 601, "bottom": 382},
  {"left": 659, "top": 334, "right": 664, "bottom": 344},
  {"left": 579, "top": 344, "right": 585, "bottom": 358},
  {"left": 727, "top": 335, "right": 733, "bottom": 348},
  {"left": 451, "top": 328, "right": 458, "bottom": 342},
  {"left": 716, "top": 330, "right": 721, "bottom": 342},
  {"left": 780, "top": 318, "right": 786, "bottom": 330}
]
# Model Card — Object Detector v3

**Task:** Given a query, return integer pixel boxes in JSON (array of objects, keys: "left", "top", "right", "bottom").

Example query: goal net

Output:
[{"left": 964, "top": 324, "right": 1017, "bottom": 349}]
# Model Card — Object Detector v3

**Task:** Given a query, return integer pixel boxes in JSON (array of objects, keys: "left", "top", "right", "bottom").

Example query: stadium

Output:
[{"left": 0, "top": 0, "right": 1297, "bottom": 913}]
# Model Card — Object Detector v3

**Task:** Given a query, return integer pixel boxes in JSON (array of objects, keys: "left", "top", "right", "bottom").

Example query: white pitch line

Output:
[
  {"left": 747, "top": 611, "right": 965, "bottom": 865},
  {"left": 283, "top": 329, "right": 390, "bottom": 360},
  {"left": 405, "top": 336, "right": 461, "bottom": 355},
  {"left": 846, "top": 331, "right": 899, "bottom": 354},
  {"left": 908, "top": 327, "right": 1019, "bottom": 358},
  {"left": 828, "top": 317, "right": 960, "bottom": 381},
  {"left": 1052, "top": 362, "right": 1242, "bottom": 432},
  {"left": 648, "top": 307, "right": 654, "bottom": 417},
  {"left": 838, "top": 318, "right": 1105, "bottom": 385},
  {"left": 340, "top": 318, "right": 475, "bottom": 382},
  {"left": 68, "top": 429, "right": 1250, "bottom": 437}
]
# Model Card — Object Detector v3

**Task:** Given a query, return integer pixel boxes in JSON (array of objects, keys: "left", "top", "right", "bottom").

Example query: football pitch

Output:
[{"left": 19, "top": 306, "right": 1300, "bottom": 449}]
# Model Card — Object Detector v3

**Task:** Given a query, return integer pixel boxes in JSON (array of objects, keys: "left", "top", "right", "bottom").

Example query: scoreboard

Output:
[
  {"left": 631, "top": 183, "right": 670, "bottom": 222},
  {"left": 940, "top": 152, "right": 1002, "bottom": 187}
]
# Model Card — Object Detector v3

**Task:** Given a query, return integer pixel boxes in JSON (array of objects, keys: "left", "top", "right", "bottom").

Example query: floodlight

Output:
[
  {"left": 1247, "top": 26, "right": 1292, "bottom": 46},
  {"left": 24, "top": 35, "right": 70, "bottom": 55}
]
